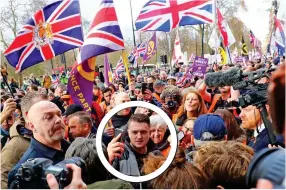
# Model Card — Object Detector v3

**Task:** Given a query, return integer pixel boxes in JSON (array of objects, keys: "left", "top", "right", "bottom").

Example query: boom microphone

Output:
[{"left": 205, "top": 67, "right": 242, "bottom": 87}]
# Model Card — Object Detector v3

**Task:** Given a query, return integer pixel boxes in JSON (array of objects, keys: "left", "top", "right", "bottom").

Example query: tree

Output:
[{"left": 0, "top": 0, "right": 49, "bottom": 85}]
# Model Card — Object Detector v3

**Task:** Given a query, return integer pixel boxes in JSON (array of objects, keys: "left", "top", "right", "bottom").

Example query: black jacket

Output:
[{"left": 111, "top": 113, "right": 131, "bottom": 128}]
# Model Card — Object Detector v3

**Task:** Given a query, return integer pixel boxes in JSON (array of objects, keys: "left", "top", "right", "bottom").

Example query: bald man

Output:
[
  {"left": 111, "top": 92, "right": 132, "bottom": 128},
  {"left": 8, "top": 101, "right": 70, "bottom": 188}
]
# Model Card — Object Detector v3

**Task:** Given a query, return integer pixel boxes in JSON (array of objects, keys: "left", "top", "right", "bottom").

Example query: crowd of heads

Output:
[{"left": 0, "top": 55, "right": 285, "bottom": 189}]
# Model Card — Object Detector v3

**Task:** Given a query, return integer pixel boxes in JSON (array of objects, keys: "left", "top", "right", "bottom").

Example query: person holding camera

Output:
[
  {"left": 8, "top": 101, "right": 70, "bottom": 188},
  {"left": 239, "top": 105, "right": 284, "bottom": 152},
  {"left": 160, "top": 86, "right": 183, "bottom": 121},
  {"left": 1, "top": 92, "right": 48, "bottom": 188}
]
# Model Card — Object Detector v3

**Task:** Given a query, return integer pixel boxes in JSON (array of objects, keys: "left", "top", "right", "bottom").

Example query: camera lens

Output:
[{"left": 22, "top": 169, "right": 33, "bottom": 181}]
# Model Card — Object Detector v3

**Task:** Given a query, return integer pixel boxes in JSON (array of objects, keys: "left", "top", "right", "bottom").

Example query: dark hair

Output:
[
  {"left": 49, "top": 87, "right": 55, "bottom": 93},
  {"left": 127, "top": 113, "right": 150, "bottom": 128},
  {"left": 108, "top": 84, "right": 116, "bottom": 92},
  {"left": 30, "top": 84, "right": 38, "bottom": 91},
  {"left": 102, "top": 88, "right": 111, "bottom": 94},
  {"left": 143, "top": 148, "right": 208, "bottom": 189},
  {"left": 214, "top": 109, "right": 246, "bottom": 142},
  {"left": 147, "top": 75, "right": 156, "bottom": 81},
  {"left": 65, "top": 138, "right": 109, "bottom": 184},
  {"left": 68, "top": 111, "right": 93, "bottom": 128}
]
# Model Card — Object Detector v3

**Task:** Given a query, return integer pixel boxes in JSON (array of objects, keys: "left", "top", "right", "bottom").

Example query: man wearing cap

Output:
[
  {"left": 153, "top": 80, "right": 166, "bottom": 103},
  {"left": 167, "top": 76, "right": 177, "bottom": 86},
  {"left": 193, "top": 114, "right": 227, "bottom": 148}
]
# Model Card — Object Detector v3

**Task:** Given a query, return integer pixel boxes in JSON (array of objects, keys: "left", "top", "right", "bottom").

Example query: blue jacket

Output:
[
  {"left": 248, "top": 129, "right": 285, "bottom": 152},
  {"left": 8, "top": 138, "right": 70, "bottom": 187}
]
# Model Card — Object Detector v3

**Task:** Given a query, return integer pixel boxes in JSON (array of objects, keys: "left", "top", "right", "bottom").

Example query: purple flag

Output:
[
  {"left": 104, "top": 54, "right": 112, "bottom": 86},
  {"left": 143, "top": 32, "right": 157, "bottom": 63},
  {"left": 67, "top": 58, "right": 96, "bottom": 113},
  {"left": 192, "top": 56, "right": 208, "bottom": 78}
]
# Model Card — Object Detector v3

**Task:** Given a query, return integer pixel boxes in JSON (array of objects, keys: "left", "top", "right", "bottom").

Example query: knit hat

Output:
[{"left": 193, "top": 114, "right": 226, "bottom": 141}]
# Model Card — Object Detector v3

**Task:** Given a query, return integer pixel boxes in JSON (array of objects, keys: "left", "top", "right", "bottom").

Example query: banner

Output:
[
  {"left": 192, "top": 56, "right": 208, "bottom": 78},
  {"left": 143, "top": 32, "right": 157, "bottom": 63},
  {"left": 67, "top": 58, "right": 96, "bottom": 113}
]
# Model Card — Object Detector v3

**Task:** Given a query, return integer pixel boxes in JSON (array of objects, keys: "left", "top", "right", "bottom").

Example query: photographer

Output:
[
  {"left": 8, "top": 101, "right": 70, "bottom": 188},
  {"left": 1, "top": 92, "right": 48, "bottom": 188},
  {"left": 253, "top": 63, "right": 285, "bottom": 189},
  {"left": 160, "top": 86, "right": 183, "bottom": 120}
]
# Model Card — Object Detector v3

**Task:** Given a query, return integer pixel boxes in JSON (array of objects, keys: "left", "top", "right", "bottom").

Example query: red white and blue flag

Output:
[
  {"left": 249, "top": 30, "right": 261, "bottom": 49},
  {"left": 135, "top": 0, "right": 214, "bottom": 32},
  {"left": 4, "top": 0, "right": 83, "bottom": 73},
  {"left": 114, "top": 57, "right": 125, "bottom": 79},
  {"left": 128, "top": 43, "right": 146, "bottom": 66},
  {"left": 80, "top": 0, "right": 125, "bottom": 62},
  {"left": 274, "top": 16, "right": 285, "bottom": 56}
]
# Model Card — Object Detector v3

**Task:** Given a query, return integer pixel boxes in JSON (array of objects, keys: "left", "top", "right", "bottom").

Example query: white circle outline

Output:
[{"left": 96, "top": 101, "right": 178, "bottom": 183}]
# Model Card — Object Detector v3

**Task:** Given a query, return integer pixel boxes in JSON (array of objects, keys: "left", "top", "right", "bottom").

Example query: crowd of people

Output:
[{"left": 0, "top": 55, "right": 285, "bottom": 189}]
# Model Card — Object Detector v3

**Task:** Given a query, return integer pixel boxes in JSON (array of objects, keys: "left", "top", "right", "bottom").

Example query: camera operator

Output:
[
  {"left": 8, "top": 101, "right": 70, "bottom": 188},
  {"left": 247, "top": 64, "right": 285, "bottom": 189},
  {"left": 1, "top": 92, "right": 48, "bottom": 188},
  {"left": 160, "top": 86, "right": 183, "bottom": 120},
  {"left": 198, "top": 81, "right": 240, "bottom": 114},
  {"left": 239, "top": 104, "right": 284, "bottom": 152}
]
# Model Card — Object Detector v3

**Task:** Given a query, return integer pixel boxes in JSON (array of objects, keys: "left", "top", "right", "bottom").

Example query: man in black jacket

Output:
[{"left": 108, "top": 114, "right": 151, "bottom": 177}]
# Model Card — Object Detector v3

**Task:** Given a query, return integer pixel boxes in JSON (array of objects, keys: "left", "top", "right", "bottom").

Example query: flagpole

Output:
[
  {"left": 129, "top": 0, "right": 136, "bottom": 47},
  {"left": 227, "top": 47, "right": 233, "bottom": 64},
  {"left": 201, "top": 24, "right": 205, "bottom": 57},
  {"left": 165, "top": 32, "right": 173, "bottom": 74},
  {"left": 213, "top": 0, "right": 217, "bottom": 68}
]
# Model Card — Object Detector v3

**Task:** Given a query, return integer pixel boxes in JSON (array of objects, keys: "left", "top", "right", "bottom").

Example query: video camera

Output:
[
  {"left": 205, "top": 67, "right": 277, "bottom": 145},
  {"left": 10, "top": 157, "right": 87, "bottom": 189}
]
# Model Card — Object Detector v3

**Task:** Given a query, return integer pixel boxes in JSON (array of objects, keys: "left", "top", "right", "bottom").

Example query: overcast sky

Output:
[{"left": 1, "top": 0, "right": 286, "bottom": 47}]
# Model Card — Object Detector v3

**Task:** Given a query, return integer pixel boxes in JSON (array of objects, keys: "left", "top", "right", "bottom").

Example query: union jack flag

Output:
[
  {"left": 4, "top": 0, "right": 83, "bottom": 73},
  {"left": 114, "top": 57, "right": 125, "bottom": 79},
  {"left": 80, "top": 0, "right": 125, "bottom": 62},
  {"left": 249, "top": 30, "right": 261, "bottom": 49},
  {"left": 51, "top": 74, "right": 60, "bottom": 88},
  {"left": 135, "top": 0, "right": 214, "bottom": 32},
  {"left": 128, "top": 43, "right": 146, "bottom": 66}
]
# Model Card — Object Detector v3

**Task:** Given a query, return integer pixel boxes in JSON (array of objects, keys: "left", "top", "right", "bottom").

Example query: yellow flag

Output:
[
  {"left": 122, "top": 50, "right": 131, "bottom": 84},
  {"left": 218, "top": 42, "right": 227, "bottom": 65}
]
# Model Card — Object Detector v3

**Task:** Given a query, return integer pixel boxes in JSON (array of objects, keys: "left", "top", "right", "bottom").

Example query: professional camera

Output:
[
  {"left": 166, "top": 100, "right": 177, "bottom": 110},
  {"left": 246, "top": 148, "right": 285, "bottom": 189},
  {"left": 10, "top": 157, "right": 87, "bottom": 189},
  {"left": 205, "top": 67, "right": 278, "bottom": 145}
]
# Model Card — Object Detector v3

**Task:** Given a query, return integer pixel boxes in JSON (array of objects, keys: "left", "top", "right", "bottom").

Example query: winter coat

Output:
[{"left": 1, "top": 123, "right": 31, "bottom": 189}]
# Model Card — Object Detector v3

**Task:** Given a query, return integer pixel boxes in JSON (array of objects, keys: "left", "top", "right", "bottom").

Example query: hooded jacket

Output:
[{"left": 1, "top": 123, "right": 31, "bottom": 189}]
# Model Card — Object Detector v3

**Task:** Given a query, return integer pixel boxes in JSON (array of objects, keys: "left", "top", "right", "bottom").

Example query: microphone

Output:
[{"left": 205, "top": 67, "right": 242, "bottom": 87}]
